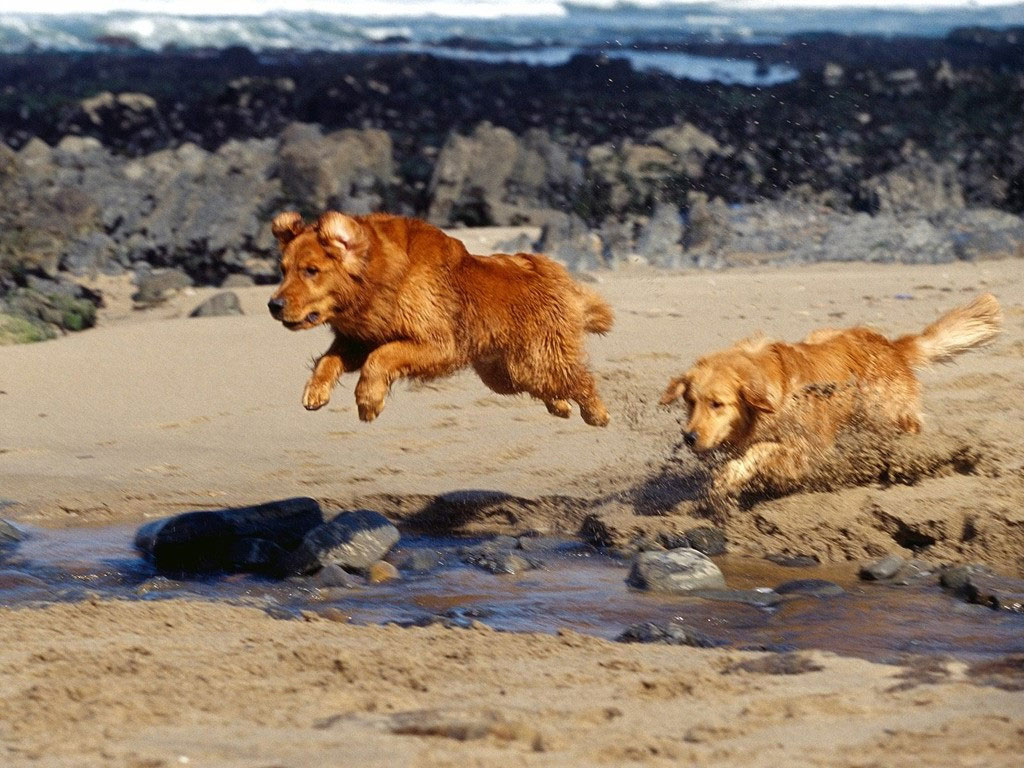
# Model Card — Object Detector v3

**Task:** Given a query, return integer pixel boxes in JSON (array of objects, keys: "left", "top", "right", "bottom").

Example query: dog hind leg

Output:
[{"left": 356, "top": 341, "right": 459, "bottom": 421}]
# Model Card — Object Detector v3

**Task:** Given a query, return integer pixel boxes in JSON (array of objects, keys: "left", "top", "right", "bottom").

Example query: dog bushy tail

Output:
[
  {"left": 897, "top": 293, "right": 1001, "bottom": 366},
  {"left": 579, "top": 286, "right": 614, "bottom": 334}
]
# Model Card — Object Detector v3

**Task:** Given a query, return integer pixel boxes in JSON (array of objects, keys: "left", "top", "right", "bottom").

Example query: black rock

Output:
[
  {"left": 227, "top": 537, "right": 289, "bottom": 576},
  {"left": 859, "top": 554, "right": 906, "bottom": 581},
  {"left": 134, "top": 497, "right": 324, "bottom": 575},
  {"left": 284, "top": 509, "right": 400, "bottom": 575},
  {"left": 189, "top": 291, "right": 243, "bottom": 318},
  {"left": 617, "top": 621, "right": 724, "bottom": 648},
  {"left": 774, "top": 579, "right": 845, "bottom": 597}
]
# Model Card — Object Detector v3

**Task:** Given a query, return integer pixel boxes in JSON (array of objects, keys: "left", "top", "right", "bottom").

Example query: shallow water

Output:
[{"left": 4, "top": 524, "right": 1023, "bottom": 664}]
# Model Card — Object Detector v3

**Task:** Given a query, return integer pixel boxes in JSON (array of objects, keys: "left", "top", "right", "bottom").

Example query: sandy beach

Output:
[{"left": 1, "top": 252, "right": 1023, "bottom": 766}]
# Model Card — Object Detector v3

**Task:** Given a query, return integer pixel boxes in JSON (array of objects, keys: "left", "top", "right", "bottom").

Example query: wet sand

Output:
[{"left": 1, "top": 254, "right": 1023, "bottom": 765}]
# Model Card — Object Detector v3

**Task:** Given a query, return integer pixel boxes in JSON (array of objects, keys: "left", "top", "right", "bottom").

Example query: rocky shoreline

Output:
[{"left": 2, "top": 37, "right": 1024, "bottom": 343}]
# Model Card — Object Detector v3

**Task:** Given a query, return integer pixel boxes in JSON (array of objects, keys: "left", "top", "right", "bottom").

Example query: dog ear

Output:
[
  {"left": 271, "top": 211, "right": 305, "bottom": 246},
  {"left": 660, "top": 372, "right": 691, "bottom": 405},
  {"left": 740, "top": 373, "right": 780, "bottom": 413},
  {"left": 314, "top": 211, "right": 368, "bottom": 275}
]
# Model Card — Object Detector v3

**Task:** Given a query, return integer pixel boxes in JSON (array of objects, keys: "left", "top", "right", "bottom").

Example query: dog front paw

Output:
[
  {"left": 356, "top": 397, "right": 384, "bottom": 422},
  {"left": 302, "top": 378, "right": 333, "bottom": 410}
]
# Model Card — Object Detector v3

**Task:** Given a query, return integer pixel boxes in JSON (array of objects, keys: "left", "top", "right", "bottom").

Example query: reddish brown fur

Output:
[
  {"left": 268, "top": 211, "right": 612, "bottom": 424},
  {"left": 660, "top": 294, "right": 1001, "bottom": 499}
]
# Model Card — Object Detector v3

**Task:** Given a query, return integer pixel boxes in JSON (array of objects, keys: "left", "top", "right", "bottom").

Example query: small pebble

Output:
[{"left": 367, "top": 561, "right": 400, "bottom": 584}]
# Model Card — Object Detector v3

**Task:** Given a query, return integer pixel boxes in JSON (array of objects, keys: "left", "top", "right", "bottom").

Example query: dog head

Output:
[
  {"left": 267, "top": 211, "right": 369, "bottom": 330},
  {"left": 660, "top": 352, "right": 780, "bottom": 454}
]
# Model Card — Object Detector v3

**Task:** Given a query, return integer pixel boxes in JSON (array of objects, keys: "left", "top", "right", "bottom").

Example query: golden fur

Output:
[
  {"left": 268, "top": 211, "right": 613, "bottom": 424},
  {"left": 661, "top": 294, "right": 1002, "bottom": 499}
]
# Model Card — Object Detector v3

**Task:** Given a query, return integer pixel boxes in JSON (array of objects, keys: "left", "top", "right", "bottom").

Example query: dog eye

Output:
[
  {"left": 303, "top": 266, "right": 319, "bottom": 278},
  {"left": 711, "top": 400, "right": 724, "bottom": 409}
]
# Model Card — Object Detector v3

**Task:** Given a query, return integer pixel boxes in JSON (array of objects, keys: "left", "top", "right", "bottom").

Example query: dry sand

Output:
[{"left": 1, "top": 251, "right": 1023, "bottom": 765}]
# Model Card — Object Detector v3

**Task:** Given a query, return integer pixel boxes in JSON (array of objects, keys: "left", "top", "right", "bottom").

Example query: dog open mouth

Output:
[{"left": 282, "top": 312, "right": 320, "bottom": 330}]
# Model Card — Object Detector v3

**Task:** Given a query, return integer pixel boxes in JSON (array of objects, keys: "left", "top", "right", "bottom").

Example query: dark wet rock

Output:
[
  {"left": 285, "top": 510, "right": 399, "bottom": 576},
  {"left": 688, "top": 588, "right": 786, "bottom": 608},
  {"left": 723, "top": 653, "right": 824, "bottom": 676},
  {"left": 189, "top": 291, "right": 243, "bottom": 318},
  {"left": 459, "top": 540, "right": 539, "bottom": 575},
  {"left": 765, "top": 554, "right": 819, "bottom": 568},
  {"left": 859, "top": 554, "right": 906, "bottom": 581},
  {"left": 616, "top": 621, "right": 724, "bottom": 648},
  {"left": 60, "top": 91, "right": 170, "bottom": 154},
  {"left": 626, "top": 548, "right": 726, "bottom": 593},
  {"left": 227, "top": 537, "right": 288, "bottom": 577},
  {"left": 132, "top": 268, "right": 193, "bottom": 307},
  {"left": 134, "top": 496, "right": 324, "bottom": 575},
  {"left": 774, "top": 579, "right": 845, "bottom": 597}
]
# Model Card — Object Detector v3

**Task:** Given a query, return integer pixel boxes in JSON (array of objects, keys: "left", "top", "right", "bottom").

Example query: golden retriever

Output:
[
  {"left": 268, "top": 211, "right": 613, "bottom": 425},
  {"left": 660, "top": 293, "right": 1001, "bottom": 500}
]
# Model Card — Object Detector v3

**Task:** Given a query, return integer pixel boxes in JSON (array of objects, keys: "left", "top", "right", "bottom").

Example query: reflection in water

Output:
[{"left": 4, "top": 525, "right": 1023, "bottom": 664}]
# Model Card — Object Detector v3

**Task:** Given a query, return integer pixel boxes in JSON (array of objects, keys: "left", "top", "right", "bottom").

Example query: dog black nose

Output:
[
  {"left": 267, "top": 297, "right": 285, "bottom": 317},
  {"left": 683, "top": 431, "right": 698, "bottom": 448}
]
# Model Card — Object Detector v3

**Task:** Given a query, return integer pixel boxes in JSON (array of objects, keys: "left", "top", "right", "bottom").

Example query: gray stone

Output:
[
  {"left": 617, "top": 621, "right": 724, "bottom": 647},
  {"left": 774, "top": 579, "right": 845, "bottom": 597},
  {"left": 626, "top": 548, "right": 726, "bottom": 593},
  {"left": 313, "top": 563, "right": 363, "bottom": 589},
  {"left": 460, "top": 540, "right": 539, "bottom": 575},
  {"left": 189, "top": 291, "right": 243, "bottom": 318},
  {"left": 633, "top": 202, "right": 684, "bottom": 268},
  {"left": 134, "top": 496, "right": 324, "bottom": 574},
  {"left": 859, "top": 554, "right": 906, "bottom": 581},
  {"left": 285, "top": 509, "right": 400, "bottom": 575},
  {"left": 940, "top": 563, "right": 996, "bottom": 592},
  {"left": 221, "top": 273, "right": 256, "bottom": 288},
  {"left": 389, "top": 548, "right": 448, "bottom": 573},
  {"left": 132, "top": 268, "right": 193, "bottom": 306},
  {"left": 765, "top": 554, "right": 819, "bottom": 568}
]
